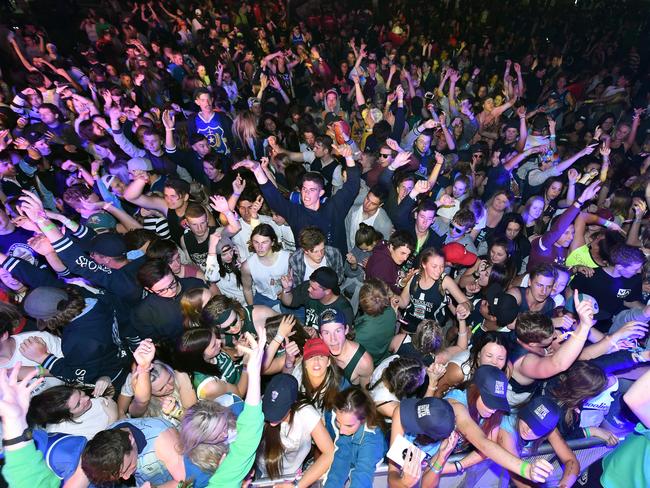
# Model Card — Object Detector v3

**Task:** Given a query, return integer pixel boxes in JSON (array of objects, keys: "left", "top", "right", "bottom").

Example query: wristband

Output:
[
  {"left": 458, "top": 332, "right": 467, "bottom": 337},
  {"left": 430, "top": 459, "right": 443, "bottom": 473},
  {"left": 232, "top": 192, "right": 241, "bottom": 197},
  {"left": 40, "top": 222, "right": 57, "bottom": 232},
  {"left": 550, "top": 135, "right": 556, "bottom": 139},
  {"left": 603, "top": 220, "right": 612, "bottom": 228},
  {"left": 584, "top": 427, "right": 591, "bottom": 438},
  {"left": 454, "top": 461, "right": 464, "bottom": 473},
  {"left": 273, "top": 333, "right": 285, "bottom": 344},
  {"left": 520, "top": 460, "right": 530, "bottom": 478}
]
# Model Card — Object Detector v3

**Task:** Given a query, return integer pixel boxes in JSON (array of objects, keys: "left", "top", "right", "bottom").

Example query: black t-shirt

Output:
[{"left": 571, "top": 268, "right": 643, "bottom": 325}]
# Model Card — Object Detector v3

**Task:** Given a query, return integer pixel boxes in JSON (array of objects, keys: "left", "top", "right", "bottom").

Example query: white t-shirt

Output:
[
  {"left": 304, "top": 256, "right": 328, "bottom": 282},
  {"left": 369, "top": 355, "right": 399, "bottom": 406},
  {"left": 45, "top": 396, "right": 118, "bottom": 439},
  {"left": 1, "top": 332, "right": 64, "bottom": 396},
  {"left": 257, "top": 404, "right": 321, "bottom": 478},
  {"left": 247, "top": 250, "right": 290, "bottom": 300}
]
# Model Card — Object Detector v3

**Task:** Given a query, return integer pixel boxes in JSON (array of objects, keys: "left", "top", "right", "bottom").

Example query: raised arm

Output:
[{"left": 123, "top": 172, "right": 168, "bottom": 213}]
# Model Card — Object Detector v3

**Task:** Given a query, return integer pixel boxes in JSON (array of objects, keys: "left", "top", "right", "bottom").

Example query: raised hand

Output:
[
  {"left": 385, "top": 138, "right": 402, "bottom": 152},
  {"left": 423, "top": 118, "right": 439, "bottom": 130},
  {"left": 18, "top": 190, "right": 46, "bottom": 222},
  {"left": 426, "top": 362, "right": 447, "bottom": 382},
  {"left": 567, "top": 168, "right": 580, "bottom": 185},
  {"left": 610, "top": 321, "right": 648, "bottom": 347},
  {"left": 516, "top": 105, "right": 526, "bottom": 118},
  {"left": 581, "top": 142, "right": 598, "bottom": 156},
  {"left": 392, "top": 150, "right": 412, "bottom": 169},
  {"left": 210, "top": 195, "right": 230, "bottom": 214},
  {"left": 162, "top": 109, "right": 175, "bottom": 130},
  {"left": 133, "top": 338, "right": 155, "bottom": 366},
  {"left": 232, "top": 159, "right": 262, "bottom": 172},
  {"left": 0, "top": 363, "right": 44, "bottom": 426},
  {"left": 578, "top": 180, "right": 602, "bottom": 204},
  {"left": 346, "top": 252, "right": 358, "bottom": 268},
  {"left": 232, "top": 174, "right": 246, "bottom": 195},
  {"left": 280, "top": 273, "right": 294, "bottom": 292},
  {"left": 28, "top": 234, "right": 55, "bottom": 256},
  {"left": 436, "top": 194, "right": 456, "bottom": 207},
  {"left": 573, "top": 290, "right": 595, "bottom": 328},
  {"left": 236, "top": 331, "right": 266, "bottom": 372},
  {"left": 514, "top": 63, "right": 521, "bottom": 74},
  {"left": 334, "top": 143, "right": 353, "bottom": 159},
  {"left": 277, "top": 314, "right": 296, "bottom": 338},
  {"left": 18, "top": 336, "right": 49, "bottom": 363},
  {"left": 412, "top": 179, "right": 430, "bottom": 196}
]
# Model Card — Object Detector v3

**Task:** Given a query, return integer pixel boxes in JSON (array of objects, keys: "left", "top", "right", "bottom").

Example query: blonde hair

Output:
[{"left": 233, "top": 111, "right": 259, "bottom": 147}]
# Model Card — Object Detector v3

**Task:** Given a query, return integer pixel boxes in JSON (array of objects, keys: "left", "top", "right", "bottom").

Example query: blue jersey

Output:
[{"left": 191, "top": 112, "right": 232, "bottom": 155}]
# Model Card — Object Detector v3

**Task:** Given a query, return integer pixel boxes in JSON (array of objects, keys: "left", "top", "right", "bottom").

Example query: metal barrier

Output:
[{"left": 250, "top": 437, "right": 611, "bottom": 487}]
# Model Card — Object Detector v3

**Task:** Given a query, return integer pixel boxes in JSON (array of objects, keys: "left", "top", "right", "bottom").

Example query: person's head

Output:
[
  {"left": 358, "top": 278, "right": 391, "bottom": 317},
  {"left": 544, "top": 178, "right": 564, "bottom": 201},
  {"left": 551, "top": 265, "right": 571, "bottom": 298},
  {"left": 355, "top": 222, "right": 383, "bottom": 251},
  {"left": 180, "top": 400, "right": 236, "bottom": 472},
  {"left": 37, "top": 103, "right": 62, "bottom": 126},
  {"left": 549, "top": 361, "right": 607, "bottom": 426},
  {"left": 528, "top": 264, "right": 557, "bottom": 303},
  {"left": 146, "top": 239, "right": 182, "bottom": 275},
  {"left": 414, "top": 199, "right": 437, "bottom": 233},
  {"left": 462, "top": 331, "right": 509, "bottom": 383},
  {"left": 201, "top": 295, "right": 245, "bottom": 336},
  {"left": 140, "top": 127, "right": 163, "bottom": 154},
  {"left": 194, "top": 88, "right": 213, "bottom": 112},
  {"left": 0, "top": 301, "right": 23, "bottom": 338},
  {"left": 81, "top": 428, "right": 137, "bottom": 483},
  {"left": 249, "top": 223, "right": 281, "bottom": 257},
  {"left": 516, "top": 311, "right": 555, "bottom": 353},
  {"left": 298, "top": 226, "right": 326, "bottom": 264},
  {"left": 387, "top": 230, "right": 415, "bottom": 266},
  {"left": 418, "top": 247, "right": 445, "bottom": 280},
  {"left": 89, "top": 232, "right": 128, "bottom": 268},
  {"left": 319, "top": 309, "right": 350, "bottom": 356},
  {"left": 362, "top": 185, "right": 387, "bottom": 215},
  {"left": 301, "top": 337, "right": 332, "bottom": 384},
  {"left": 202, "top": 153, "right": 223, "bottom": 181},
  {"left": 378, "top": 144, "right": 395, "bottom": 165},
  {"left": 378, "top": 356, "right": 426, "bottom": 399},
  {"left": 414, "top": 130, "right": 433, "bottom": 154},
  {"left": 609, "top": 244, "right": 645, "bottom": 278},
  {"left": 300, "top": 172, "right": 325, "bottom": 208},
  {"left": 452, "top": 175, "right": 470, "bottom": 199},
  {"left": 488, "top": 237, "right": 512, "bottom": 265},
  {"left": 411, "top": 319, "right": 444, "bottom": 357},
  {"left": 181, "top": 287, "right": 213, "bottom": 328},
  {"left": 488, "top": 191, "right": 512, "bottom": 212},
  {"left": 23, "top": 286, "right": 86, "bottom": 332},
  {"left": 137, "top": 259, "right": 179, "bottom": 298},
  {"left": 499, "top": 212, "right": 525, "bottom": 241},
  {"left": 469, "top": 365, "right": 510, "bottom": 421},
  {"left": 190, "top": 134, "right": 211, "bottom": 157},
  {"left": 516, "top": 396, "right": 561, "bottom": 442},
  {"left": 185, "top": 203, "right": 210, "bottom": 238},
  {"left": 334, "top": 386, "right": 382, "bottom": 435},
  {"left": 449, "top": 208, "right": 476, "bottom": 238},
  {"left": 308, "top": 266, "right": 340, "bottom": 301},
  {"left": 395, "top": 173, "right": 416, "bottom": 200},
  {"left": 62, "top": 184, "right": 96, "bottom": 212},
  {"left": 313, "top": 135, "right": 333, "bottom": 159},
  {"left": 163, "top": 178, "right": 191, "bottom": 210},
  {"left": 399, "top": 397, "right": 455, "bottom": 440},
  {"left": 27, "top": 386, "right": 92, "bottom": 426},
  {"left": 0, "top": 152, "right": 16, "bottom": 180}
]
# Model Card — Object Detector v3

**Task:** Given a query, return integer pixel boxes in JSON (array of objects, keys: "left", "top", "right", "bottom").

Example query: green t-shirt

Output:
[
  {"left": 355, "top": 307, "right": 397, "bottom": 366},
  {"left": 290, "top": 282, "right": 354, "bottom": 330},
  {"left": 601, "top": 423, "right": 650, "bottom": 488},
  {"left": 566, "top": 244, "right": 598, "bottom": 268},
  {"left": 192, "top": 352, "right": 242, "bottom": 399}
]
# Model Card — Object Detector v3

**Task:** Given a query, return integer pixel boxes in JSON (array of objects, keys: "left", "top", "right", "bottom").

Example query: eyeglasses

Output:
[
  {"left": 379, "top": 153, "right": 392, "bottom": 158},
  {"left": 151, "top": 276, "right": 178, "bottom": 295}
]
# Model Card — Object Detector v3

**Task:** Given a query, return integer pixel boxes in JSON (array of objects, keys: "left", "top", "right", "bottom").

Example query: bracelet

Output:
[
  {"left": 584, "top": 427, "right": 591, "bottom": 438},
  {"left": 273, "top": 333, "right": 284, "bottom": 344},
  {"left": 550, "top": 135, "right": 556, "bottom": 139},
  {"left": 519, "top": 460, "right": 530, "bottom": 478},
  {"left": 40, "top": 222, "right": 57, "bottom": 232},
  {"left": 458, "top": 332, "right": 467, "bottom": 337},
  {"left": 603, "top": 220, "right": 612, "bottom": 228},
  {"left": 430, "top": 459, "right": 443, "bottom": 473},
  {"left": 232, "top": 192, "right": 241, "bottom": 197},
  {"left": 454, "top": 461, "right": 464, "bottom": 473}
]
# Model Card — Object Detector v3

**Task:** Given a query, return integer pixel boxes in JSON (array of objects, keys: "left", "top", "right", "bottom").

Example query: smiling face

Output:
[
  {"left": 415, "top": 209, "right": 435, "bottom": 233},
  {"left": 304, "top": 354, "right": 329, "bottom": 381},
  {"left": 67, "top": 389, "right": 92, "bottom": 417},
  {"left": 452, "top": 180, "right": 467, "bottom": 198},
  {"left": 478, "top": 342, "right": 507, "bottom": 369},
  {"left": 320, "top": 322, "right": 348, "bottom": 356},
  {"left": 422, "top": 254, "right": 445, "bottom": 280},
  {"left": 489, "top": 244, "right": 508, "bottom": 265}
]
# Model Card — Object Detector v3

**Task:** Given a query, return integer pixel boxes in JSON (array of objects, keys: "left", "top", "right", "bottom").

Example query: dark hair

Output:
[
  {"left": 249, "top": 223, "right": 282, "bottom": 253},
  {"left": 164, "top": 178, "right": 191, "bottom": 197},
  {"left": 368, "top": 184, "right": 388, "bottom": 201},
  {"left": 298, "top": 226, "right": 326, "bottom": 251},
  {"left": 359, "top": 278, "right": 391, "bottom": 316},
  {"left": 516, "top": 312, "right": 554, "bottom": 344},
  {"left": 260, "top": 404, "right": 300, "bottom": 479},
  {"left": 529, "top": 263, "right": 558, "bottom": 281},
  {"left": 549, "top": 361, "right": 607, "bottom": 427},
  {"left": 300, "top": 171, "right": 325, "bottom": 190},
  {"left": 416, "top": 199, "right": 437, "bottom": 214},
  {"left": 0, "top": 301, "right": 23, "bottom": 336},
  {"left": 371, "top": 356, "right": 425, "bottom": 399},
  {"left": 461, "top": 331, "right": 509, "bottom": 380},
  {"left": 355, "top": 222, "right": 383, "bottom": 247},
  {"left": 146, "top": 238, "right": 179, "bottom": 261},
  {"left": 466, "top": 382, "right": 504, "bottom": 436},
  {"left": 82, "top": 429, "right": 134, "bottom": 484},
  {"left": 388, "top": 230, "right": 416, "bottom": 251},
  {"left": 201, "top": 294, "right": 245, "bottom": 329},
  {"left": 28, "top": 386, "right": 81, "bottom": 426},
  {"left": 452, "top": 208, "right": 477, "bottom": 228},
  {"left": 137, "top": 258, "right": 174, "bottom": 289},
  {"left": 334, "top": 386, "right": 384, "bottom": 430},
  {"left": 123, "top": 228, "right": 158, "bottom": 251},
  {"left": 609, "top": 244, "right": 645, "bottom": 267},
  {"left": 412, "top": 319, "right": 444, "bottom": 356},
  {"left": 265, "top": 314, "right": 310, "bottom": 350},
  {"left": 173, "top": 328, "right": 223, "bottom": 379}
]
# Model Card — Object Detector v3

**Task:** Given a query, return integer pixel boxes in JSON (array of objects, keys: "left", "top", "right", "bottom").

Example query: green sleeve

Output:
[
  {"left": 207, "top": 403, "right": 264, "bottom": 488},
  {"left": 1, "top": 442, "right": 60, "bottom": 488}
]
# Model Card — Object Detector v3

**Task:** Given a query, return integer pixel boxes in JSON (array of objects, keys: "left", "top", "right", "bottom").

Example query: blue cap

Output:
[
  {"left": 473, "top": 365, "right": 511, "bottom": 413},
  {"left": 519, "top": 396, "right": 561, "bottom": 437},
  {"left": 262, "top": 374, "right": 299, "bottom": 423},
  {"left": 399, "top": 398, "right": 455, "bottom": 440},
  {"left": 319, "top": 308, "right": 348, "bottom": 328},
  {"left": 33, "top": 430, "right": 87, "bottom": 481}
]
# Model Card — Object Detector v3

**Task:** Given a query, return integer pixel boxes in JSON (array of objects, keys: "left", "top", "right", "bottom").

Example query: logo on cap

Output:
[
  {"left": 494, "top": 380, "right": 505, "bottom": 395},
  {"left": 417, "top": 404, "right": 431, "bottom": 418},
  {"left": 271, "top": 391, "right": 279, "bottom": 402},
  {"left": 534, "top": 404, "right": 550, "bottom": 420}
]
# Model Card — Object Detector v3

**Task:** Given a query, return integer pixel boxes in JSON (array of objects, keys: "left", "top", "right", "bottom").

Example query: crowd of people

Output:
[{"left": 0, "top": 0, "right": 650, "bottom": 487}]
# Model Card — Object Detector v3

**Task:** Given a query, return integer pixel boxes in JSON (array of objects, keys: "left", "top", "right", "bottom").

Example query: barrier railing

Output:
[{"left": 250, "top": 437, "right": 610, "bottom": 487}]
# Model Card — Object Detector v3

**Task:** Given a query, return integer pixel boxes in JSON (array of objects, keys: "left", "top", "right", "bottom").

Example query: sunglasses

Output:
[{"left": 379, "top": 153, "right": 392, "bottom": 158}]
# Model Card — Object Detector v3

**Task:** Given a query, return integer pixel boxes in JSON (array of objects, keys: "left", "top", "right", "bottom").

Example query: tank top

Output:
[
  {"left": 516, "top": 287, "right": 555, "bottom": 316},
  {"left": 166, "top": 208, "right": 186, "bottom": 244},
  {"left": 247, "top": 250, "right": 290, "bottom": 300},
  {"left": 109, "top": 417, "right": 175, "bottom": 486},
  {"left": 403, "top": 275, "right": 448, "bottom": 333},
  {"left": 343, "top": 344, "right": 367, "bottom": 383},
  {"left": 508, "top": 340, "right": 540, "bottom": 405},
  {"left": 183, "top": 226, "right": 215, "bottom": 271}
]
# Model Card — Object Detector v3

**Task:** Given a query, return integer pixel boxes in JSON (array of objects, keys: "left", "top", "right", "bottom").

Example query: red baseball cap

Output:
[
  {"left": 303, "top": 338, "right": 330, "bottom": 361},
  {"left": 442, "top": 242, "right": 477, "bottom": 267}
]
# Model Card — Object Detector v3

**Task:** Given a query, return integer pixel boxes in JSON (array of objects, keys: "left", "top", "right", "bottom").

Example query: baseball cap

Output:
[
  {"left": 33, "top": 431, "right": 87, "bottom": 481},
  {"left": 473, "top": 365, "right": 510, "bottom": 413},
  {"left": 324, "top": 112, "right": 342, "bottom": 126},
  {"left": 319, "top": 308, "right": 348, "bottom": 328},
  {"left": 486, "top": 284, "right": 519, "bottom": 328},
  {"left": 127, "top": 157, "right": 153, "bottom": 172},
  {"left": 563, "top": 292, "right": 608, "bottom": 321},
  {"left": 303, "top": 338, "right": 330, "bottom": 360},
  {"left": 100, "top": 174, "right": 116, "bottom": 189},
  {"left": 215, "top": 236, "right": 235, "bottom": 255},
  {"left": 399, "top": 398, "right": 455, "bottom": 440},
  {"left": 24, "top": 128, "right": 46, "bottom": 145},
  {"left": 262, "top": 374, "right": 299, "bottom": 423},
  {"left": 23, "top": 287, "right": 68, "bottom": 321},
  {"left": 90, "top": 232, "right": 127, "bottom": 258},
  {"left": 310, "top": 267, "right": 340, "bottom": 295},
  {"left": 519, "top": 396, "right": 561, "bottom": 437},
  {"left": 442, "top": 242, "right": 477, "bottom": 267}
]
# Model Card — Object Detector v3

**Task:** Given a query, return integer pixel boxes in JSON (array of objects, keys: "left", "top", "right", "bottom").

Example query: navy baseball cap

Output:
[
  {"left": 262, "top": 374, "right": 299, "bottom": 423},
  {"left": 399, "top": 398, "right": 455, "bottom": 440},
  {"left": 90, "top": 232, "right": 127, "bottom": 258},
  {"left": 319, "top": 308, "right": 348, "bottom": 328},
  {"left": 473, "top": 365, "right": 511, "bottom": 413},
  {"left": 519, "top": 396, "right": 561, "bottom": 437}
]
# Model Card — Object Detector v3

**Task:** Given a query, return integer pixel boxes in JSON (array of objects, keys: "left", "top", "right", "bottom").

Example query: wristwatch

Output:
[{"left": 2, "top": 428, "right": 32, "bottom": 447}]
